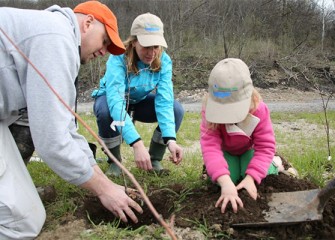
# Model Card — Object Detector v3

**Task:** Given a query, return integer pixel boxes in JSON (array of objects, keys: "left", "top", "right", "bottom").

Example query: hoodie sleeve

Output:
[
  {"left": 26, "top": 33, "right": 95, "bottom": 186},
  {"left": 245, "top": 102, "right": 276, "bottom": 184},
  {"left": 200, "top": 106, "right": 230, "bottom": 182}
]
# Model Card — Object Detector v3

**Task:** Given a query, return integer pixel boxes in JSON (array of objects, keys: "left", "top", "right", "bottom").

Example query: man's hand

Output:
[{"left": 80, "top": 165, "right": 143, "bottom": 223}]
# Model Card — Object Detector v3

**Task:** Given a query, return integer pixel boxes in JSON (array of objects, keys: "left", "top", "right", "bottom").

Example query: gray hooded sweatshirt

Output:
[{"left": 0, "top": 6, "right": 96, "bottom": 185}]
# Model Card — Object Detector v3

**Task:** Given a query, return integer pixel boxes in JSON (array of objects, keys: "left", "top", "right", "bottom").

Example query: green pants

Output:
[{"left": 225, "top": 149, "right": 278, "bottom": 184}]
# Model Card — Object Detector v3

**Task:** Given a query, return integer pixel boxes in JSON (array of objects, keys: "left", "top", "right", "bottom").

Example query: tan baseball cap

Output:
[
  {"left": 74, "top": 1, "right": 125, "bottom": 55},
  {"left": 205, "top": 58, "right": 253, "bottom": 124},
  {"left": 130, "top": 13, "right": 167, "bottom": 48}
]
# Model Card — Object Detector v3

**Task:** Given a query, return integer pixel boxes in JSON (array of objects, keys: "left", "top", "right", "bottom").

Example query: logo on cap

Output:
[
  {"left": 212, "top": 84, "right": 238, "bottom": 98},
  {"left": 144, "top": 23, "right": 160, "bottom": 32}
]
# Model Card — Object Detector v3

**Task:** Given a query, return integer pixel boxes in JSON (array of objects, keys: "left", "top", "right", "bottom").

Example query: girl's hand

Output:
[
  {"left": 216, "top": 175, "right": 243, "bottom": 213},
  {"left": 236, "top": 175, "right": 258, "bottom": 200}
]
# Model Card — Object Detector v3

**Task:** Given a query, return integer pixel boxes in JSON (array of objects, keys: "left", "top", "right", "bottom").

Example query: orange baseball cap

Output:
[{"left": 74, "top": 1, "right": 125, "bottom": 55}]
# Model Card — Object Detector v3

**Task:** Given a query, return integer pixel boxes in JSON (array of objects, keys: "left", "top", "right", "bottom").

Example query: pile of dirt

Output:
[{"left": 80, "top": 173, "right": 335, "bottom": 239}]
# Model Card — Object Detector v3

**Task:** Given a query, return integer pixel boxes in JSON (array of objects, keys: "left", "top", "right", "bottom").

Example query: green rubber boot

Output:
[
  {"left": 105, "top": 145, "right": 122, "bottom": 177},
  {"left": 149, "top": 139, "right": 169, "bottom": 175}
]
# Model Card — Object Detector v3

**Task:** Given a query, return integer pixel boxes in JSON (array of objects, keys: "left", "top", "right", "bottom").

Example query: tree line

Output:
[
  {"left": 1, "top": 0, "right": 335, "bottom": 91},
  {"left": 1, "top": 0, "right": 334, "bottom": 55}
]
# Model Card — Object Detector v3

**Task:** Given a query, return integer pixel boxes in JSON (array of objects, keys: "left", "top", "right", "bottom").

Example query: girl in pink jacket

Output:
[{"left": 200, "top": 58, "right": 284, "bottom": 214}]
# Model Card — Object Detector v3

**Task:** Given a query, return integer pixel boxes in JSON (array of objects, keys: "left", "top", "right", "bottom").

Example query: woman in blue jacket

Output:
[{"left": 93, "top": 13, "right": 184, "bottom": 176}]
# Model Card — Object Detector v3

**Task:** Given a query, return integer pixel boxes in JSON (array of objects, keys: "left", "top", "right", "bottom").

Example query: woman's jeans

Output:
[{"left": 93, "top": 94, "right": 184, "bottom": 148}]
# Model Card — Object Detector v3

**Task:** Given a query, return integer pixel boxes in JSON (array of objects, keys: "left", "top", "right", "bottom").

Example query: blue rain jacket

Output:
[{"left": 92, "top": 52, "right": 175, "bottom": 144}]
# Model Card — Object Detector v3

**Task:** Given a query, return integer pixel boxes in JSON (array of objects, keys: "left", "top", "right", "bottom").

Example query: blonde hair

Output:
[
  {"left": 203, "top": 88, "right": 262, "bottom": 130},
  {"left": 123, "top": 36, "right": 163, "bottom": 74}
]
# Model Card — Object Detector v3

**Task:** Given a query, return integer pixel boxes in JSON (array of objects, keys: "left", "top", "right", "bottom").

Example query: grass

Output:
[
  {"left": 29, "top": 110, "right": 335, "bottom": 239},
  {"left": 271, "top": 111, "right": 335, "bottom": 185}
]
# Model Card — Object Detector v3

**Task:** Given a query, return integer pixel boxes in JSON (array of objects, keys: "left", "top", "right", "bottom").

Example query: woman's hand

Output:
[
  {"left": 215, "top": 175, "right": 243, "bottom": 213},
  {"left": 236, "top": 175, "right": 258, "bottom": 200},
  {"left": 167, "top": 141, "right": 183, "bottom": 165},
  {"left": 132, "top": 140, "right": 152, "bottom": 170}
]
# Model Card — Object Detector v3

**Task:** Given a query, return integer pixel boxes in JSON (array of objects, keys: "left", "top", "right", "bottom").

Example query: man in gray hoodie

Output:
[{"left": 0, "top": 1, "right": 142, "bottom": 239}]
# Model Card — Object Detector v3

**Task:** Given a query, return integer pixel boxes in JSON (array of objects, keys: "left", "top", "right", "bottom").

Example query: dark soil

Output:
[{"left": 80, "top": 173, "right": 335, "bottom": 239}]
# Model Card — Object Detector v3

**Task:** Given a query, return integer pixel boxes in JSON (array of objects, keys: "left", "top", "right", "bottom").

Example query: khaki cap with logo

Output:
[
  {"left": 205, "top": 58, "right": 253, "bottom": 124},
  {"left": 131, "top": 13, "right": 167, "bottom": 48}
]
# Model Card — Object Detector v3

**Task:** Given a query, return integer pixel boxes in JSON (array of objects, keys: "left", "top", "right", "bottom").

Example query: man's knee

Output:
[{"left": 0, "top": 202, "right": 46, "bottom": 239}]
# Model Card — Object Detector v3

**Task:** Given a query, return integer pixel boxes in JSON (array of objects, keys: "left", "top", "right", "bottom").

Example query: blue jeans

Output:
[{"left": 93, "top": 94, "right": 184, "bottom": 142}]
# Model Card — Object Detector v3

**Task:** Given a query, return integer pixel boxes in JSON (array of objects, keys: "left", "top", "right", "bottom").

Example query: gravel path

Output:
[
  {"left": 77, "top": 88, "right": 335, "bottom": 113},
  {"left": 78, "top": 99, "right": 335, "bottom": 113}
]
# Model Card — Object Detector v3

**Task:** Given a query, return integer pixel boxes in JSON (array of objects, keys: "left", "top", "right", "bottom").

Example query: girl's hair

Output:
[
  {"left": 203, "top": 87, "right": 262, "bottom": 130},
  {"left": 123, "top": 36, "right": 163, "bottom": 74}
]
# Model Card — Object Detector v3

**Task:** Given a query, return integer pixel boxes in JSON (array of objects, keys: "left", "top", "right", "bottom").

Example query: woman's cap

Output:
[
  {"left": 205, "top": 58, "right": 253, "bottom": 124},
  {"left": 74, "top": 1, "right": 125, "bottom": 55},
  {"left": 130, "top": 13, "right": 167, "bottom": 48}
]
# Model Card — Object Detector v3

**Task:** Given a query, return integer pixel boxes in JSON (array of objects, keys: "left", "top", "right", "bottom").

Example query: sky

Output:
[{"left": 319, "top": 0, "right": 335, "bottom": 9}]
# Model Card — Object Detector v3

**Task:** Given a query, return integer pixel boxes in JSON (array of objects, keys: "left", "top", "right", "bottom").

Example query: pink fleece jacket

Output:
[{"left": 200, "top": 101, "right": 275, "bottom": 184}]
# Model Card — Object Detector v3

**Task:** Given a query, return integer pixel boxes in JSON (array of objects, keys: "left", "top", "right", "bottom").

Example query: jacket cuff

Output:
[
  {"left": 129, "top": 138, "right": 141, "bottom": 147},
  {"left": 163, "top": 137, "right": 176, "bottom": 145}
]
